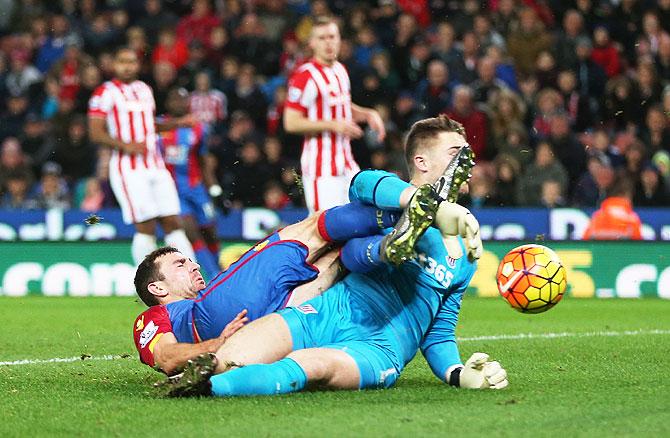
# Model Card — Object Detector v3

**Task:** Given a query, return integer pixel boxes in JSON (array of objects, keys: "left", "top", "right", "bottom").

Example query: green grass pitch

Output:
[{"left": 1, "top": 296, "right": 669, "bottom": 437}]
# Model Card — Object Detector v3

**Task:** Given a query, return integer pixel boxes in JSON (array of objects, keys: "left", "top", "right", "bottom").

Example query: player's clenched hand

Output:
[
  {"left": 332, "top": 120, "right": 364, "bottom": 139},
  {"left": 459, "top": 353, "right": 509, "bottom": 389},
  {"left": 122, "top": 141, "right": 146, "bottom": 154},
  {"left": 221, "top": 309, "right": 249, "bottom": 340},
  {"left": 436, "top": 202, "right": 483, "bottom": 262}
]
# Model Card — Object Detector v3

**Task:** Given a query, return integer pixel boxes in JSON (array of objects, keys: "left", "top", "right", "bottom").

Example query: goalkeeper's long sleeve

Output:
[{"left": 348, "top": 170, "right": 411, "bottom": 209}]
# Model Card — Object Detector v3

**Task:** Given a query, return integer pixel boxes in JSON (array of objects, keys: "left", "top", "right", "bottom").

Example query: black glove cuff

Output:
[{"left": 448, "top": 366, "right": 463, "bottom": 387}]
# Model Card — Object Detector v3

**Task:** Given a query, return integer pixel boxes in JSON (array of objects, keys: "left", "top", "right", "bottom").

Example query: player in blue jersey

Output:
[
  {"left": 132, "top": 195, "right": 403, "bottom": 375},
  {"left": 157, "top": 88, "right": 225, "bottom": 280},
  {"left": 161, "top": 115, "right": 507, "bottom": 397}
]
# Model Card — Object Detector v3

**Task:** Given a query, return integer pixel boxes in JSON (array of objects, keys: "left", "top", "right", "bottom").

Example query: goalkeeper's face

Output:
[
  {"left": 156, "top": 252, "right": 207, "bottom": 299},
  {"left": 416, "top": 131, "right": 468, "bottom": 185}
]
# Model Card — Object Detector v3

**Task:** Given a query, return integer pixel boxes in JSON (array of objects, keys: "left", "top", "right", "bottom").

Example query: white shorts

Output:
[
  {"left": 109, "top": 167, "right": 181, "bottom": 224},
  {"left": 302, "top": 174, "right": 355, "bottom": 213}
]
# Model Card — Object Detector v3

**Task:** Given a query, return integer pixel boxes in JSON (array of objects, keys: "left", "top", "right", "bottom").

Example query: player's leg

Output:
[
  {"left": 200, "top": 224, "right": 220, "bottom": 261},
  {"left": 158, "top": 214, "right": 196, "bottom": 261},
  {"left": 191, "top": 184, "right": 221, "bottom": 262},
  {"left": 286, "top": 248, "right": 341, "bottom": 306},
  {"left": 212, "top": 313, "right": 294, "bottom": 374},
  {"left": 151, "top": 168, "right": 196, "bottom": 261},
  {"left": 133, "top": 219, "right": 158, "bottom": 265},
  {"left": 208, "top": 347, "right": 360, "bottom": 396},
  {"left": 279, "top": 203, "right": 399, "bottom": 264},
  {"left": 109, "top": 168, "right": 160, "bottom": 265},
  {"left": 336, "top": 185, "right": 441, "bottom": 272},
  {"left": 182, "top": 213, "right": 220, "bottom": 280}
]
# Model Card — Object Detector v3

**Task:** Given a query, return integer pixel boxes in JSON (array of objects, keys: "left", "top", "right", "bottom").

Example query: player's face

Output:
[
  {"left": 157, "top": 252, "right": 206, "bottom": 299},
  {"left": 167, "top": 92, "right": 188, "bottom": 116},
  {"left": 309, "top": 23, "right": 341, "bottom": 65},
  {"left": 113, "top": 50, "right": 140, "bottom": 83},
  {"left": 417, "top": 131, "right": 469, "bottom": 186}
]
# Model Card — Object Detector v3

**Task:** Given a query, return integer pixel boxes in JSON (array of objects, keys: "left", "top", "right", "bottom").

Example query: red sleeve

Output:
[
  {"left": 132, "top": 306, "right": 173, "bottom": 368},
  {"left": 285, "top": 68, "right": 312, "bottom": 115}
]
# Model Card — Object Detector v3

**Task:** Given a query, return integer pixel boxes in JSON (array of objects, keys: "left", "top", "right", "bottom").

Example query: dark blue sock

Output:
[
  {"left": 210, "top": 358, "right": 308, "bottom": 397},
  {"left": 340, "top": 235, "right": 384, "bottom": 273},
  {"left": 319, "top": 202, "right": 399, "bottom": 242}
]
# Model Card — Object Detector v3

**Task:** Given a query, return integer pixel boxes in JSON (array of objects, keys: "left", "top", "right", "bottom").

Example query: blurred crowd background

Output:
[{"left": 1, "top": 0, "right": 670, "bottom": 213}]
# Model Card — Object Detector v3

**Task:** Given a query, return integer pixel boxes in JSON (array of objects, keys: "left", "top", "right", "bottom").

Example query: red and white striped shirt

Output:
[
  {"left": 285, "top": 59, "right": 359, "bottom": 179},
  {"left": 88, "top": 79, "right": 164, "bottom": 172},
  {"left": 189, "top": 89, "right": 227, "bottom": 125}
]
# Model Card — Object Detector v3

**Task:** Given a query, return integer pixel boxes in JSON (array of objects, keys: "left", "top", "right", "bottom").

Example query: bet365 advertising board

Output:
[{"left": 2, "top": 241, "right": 668, "bottom": 298}]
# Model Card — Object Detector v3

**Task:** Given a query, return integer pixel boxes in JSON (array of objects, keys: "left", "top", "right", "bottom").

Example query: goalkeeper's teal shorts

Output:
[{"left": 279, "top": 281, "right": 400, "bottom": 390}]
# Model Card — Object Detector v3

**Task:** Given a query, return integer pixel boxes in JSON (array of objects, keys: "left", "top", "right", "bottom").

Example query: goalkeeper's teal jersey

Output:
[{"left": 342, "top": 227, "right": 476, "bottom": 372}]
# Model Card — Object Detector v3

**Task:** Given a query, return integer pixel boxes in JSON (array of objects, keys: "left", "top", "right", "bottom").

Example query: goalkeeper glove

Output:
[
  {"left": 209, "top": 184, "right": 232, "bottom": 216},
  {"left": 447, "top": 353, "right": 508, "bottom": 389},
  {"left": 435, "top": 202, "right": 483, "bottom": 262}
]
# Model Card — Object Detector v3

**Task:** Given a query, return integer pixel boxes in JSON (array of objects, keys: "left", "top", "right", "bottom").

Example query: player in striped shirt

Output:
[
  {"left": 88, "top": 47, "right": 195, "bottom": 266},
  {"left": 188, "top": 71, "right": 227, "bottom": 126},
  {"left": 284, "top": 16, "right": 386, "bottom": 213}
]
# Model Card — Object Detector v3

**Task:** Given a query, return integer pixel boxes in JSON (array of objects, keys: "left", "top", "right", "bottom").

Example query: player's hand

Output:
[
  {"left": 366, "top": 110, "right": 386, "bottom": 142},
  {"left": 459, "top": 353, "right": 509, "bottom": 389},
  {"left": 436, "top": 202, "right": 483, "bottom": 262},
  {"left": 122, "top": 141, "right": 146, "bottom": 154},
  {"left": 332, "top": 120, "right": 364, "bottom": 139},
  {"left": 221, "top": 309, "right": 249, "bottom": 340}
]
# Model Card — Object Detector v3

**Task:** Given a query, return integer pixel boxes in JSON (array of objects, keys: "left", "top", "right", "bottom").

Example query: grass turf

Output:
[{"left": 1, "top": 296, "right": 669, "bottom": 437}]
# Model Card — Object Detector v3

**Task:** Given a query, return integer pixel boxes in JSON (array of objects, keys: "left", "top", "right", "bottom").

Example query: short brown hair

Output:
[
  {"left": 312, "top": 15, "right": 337, "bottom": 28},
  {"left": 404, "top": 115, "right": 466, "bottom": 176},
  {"left": 134, "top": 246, "right": 180, "bottom": 306}
]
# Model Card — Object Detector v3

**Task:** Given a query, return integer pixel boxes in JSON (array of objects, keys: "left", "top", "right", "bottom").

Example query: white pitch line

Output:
[
  {"left": 0, "top": 354, "right": 131, "bottom": 366},
  {"left": 1, "top": 329, "right": 669, "bottom": 367},
  {"left": 458, "top": 329, "right": 670, "bottom": 342}
]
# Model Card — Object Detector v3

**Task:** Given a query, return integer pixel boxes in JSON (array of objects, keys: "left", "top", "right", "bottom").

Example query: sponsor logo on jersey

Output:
[
  {"left": 296, "top": 304, "right": 318, "bottom": 314},
  {"left": 139, "top": 321, "right": 159, "bottom": 348},
  {"left": 135, "top": 315, "right": 145, "bottom": 332}
]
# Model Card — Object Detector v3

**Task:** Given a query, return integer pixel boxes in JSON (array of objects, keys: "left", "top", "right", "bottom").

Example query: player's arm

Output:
[
  {"left": 283, "top": 72, "right": 363, "bottom": 138},
  {"left": 155, "top": 115, "right": 196, "bottom": 132},
  {"left": 283, "top": 107, "right": 363, "bottom": 138},
  {"left": 351, "top": 103, "right": 386, "bottom": 142},
  {"left": 348, "top": 169, "right": 416, "bottom": 209},
  {"left": 421, "top": 287, "right": 508, "bottom": 389},
  {"left": 88, "top": 116, "right": 146, "bottom": 154},
  {"left": 152, "top": 310, "right": 248, "bottom": 375}
]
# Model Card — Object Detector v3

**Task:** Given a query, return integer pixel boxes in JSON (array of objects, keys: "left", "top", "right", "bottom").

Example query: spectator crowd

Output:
[{"left": 1, "top": 0, "right": 670, "bottom": 212}]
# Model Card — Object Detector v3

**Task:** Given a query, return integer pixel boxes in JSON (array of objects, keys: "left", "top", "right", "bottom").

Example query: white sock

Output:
[
  {"left": 164, "top": 229, "right": 196, "bottom": 261},
  {"left": 132, "top": 232, "right": 157, "bottom": 266}
]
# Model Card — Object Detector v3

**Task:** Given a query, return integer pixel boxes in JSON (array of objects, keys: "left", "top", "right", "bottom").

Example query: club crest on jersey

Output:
[
  {"left": 139, "top": 321, "right": 159, "bottom": 348},
  {"left": 297, "top": 304, "right": 318, "bottom": 314},
  {"left": 446, "top": 256, "right": 456, "bottom": 268}
]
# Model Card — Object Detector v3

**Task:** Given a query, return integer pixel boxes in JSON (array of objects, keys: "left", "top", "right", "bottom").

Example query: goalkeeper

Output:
[{"left": 163, "top": 115, "right": 508, "bottom": 396}]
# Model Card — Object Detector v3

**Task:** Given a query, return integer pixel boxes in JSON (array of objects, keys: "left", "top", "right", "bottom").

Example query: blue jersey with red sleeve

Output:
[
  {"left": 132, "top": 232, "right": 320, "bottom": 368},
  {"left": 158, "top": 122, "right": 208, "bottom": 189}
]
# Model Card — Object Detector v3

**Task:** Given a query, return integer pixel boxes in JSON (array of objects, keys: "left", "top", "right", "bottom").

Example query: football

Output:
[{"left": 496, "top": 244, "right": 567, "bottom": 313}]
